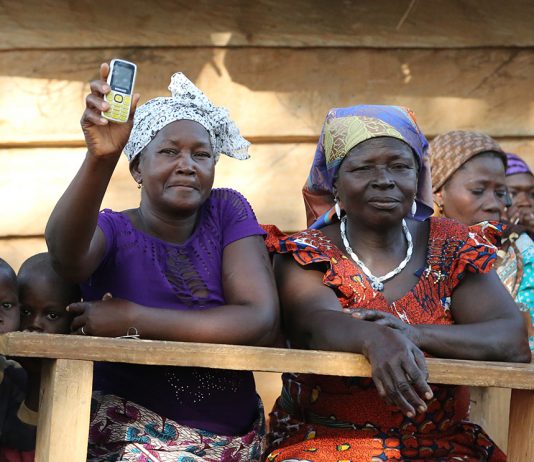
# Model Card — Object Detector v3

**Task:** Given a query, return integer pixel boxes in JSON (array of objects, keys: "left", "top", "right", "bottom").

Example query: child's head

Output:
[
  {"left": 0, "top": 258, "right": 19, "bottom": 334},
  {"left": 17, "top": 253, "right": 80, "bottom": 334}
]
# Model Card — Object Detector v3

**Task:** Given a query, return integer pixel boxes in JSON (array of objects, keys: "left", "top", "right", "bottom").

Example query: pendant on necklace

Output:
[{"left": 371, "top": 280, "right": 384, "bottom": 291}]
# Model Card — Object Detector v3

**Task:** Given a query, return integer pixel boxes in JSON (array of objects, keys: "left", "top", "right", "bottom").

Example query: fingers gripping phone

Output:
[{"left": 102, "top": 59, "right": 137, "bottom": 123}]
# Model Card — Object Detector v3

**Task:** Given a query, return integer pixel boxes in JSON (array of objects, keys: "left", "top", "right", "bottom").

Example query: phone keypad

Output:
[{"left": 103, "top": 91, "right": 131, "bottom": 123}]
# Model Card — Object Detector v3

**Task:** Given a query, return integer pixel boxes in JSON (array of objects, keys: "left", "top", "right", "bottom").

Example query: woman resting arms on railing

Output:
[
  {"left": 45, "top": 63, "right": 278, "bottom": 462},
  {"left": 263, "top": 106, "right": 531, "bottom": 462}
]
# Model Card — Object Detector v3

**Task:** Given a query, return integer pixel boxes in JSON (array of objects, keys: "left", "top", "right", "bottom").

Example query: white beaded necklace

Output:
[{"left": 340, "top": 216, "right": 413, "bottom": 291}]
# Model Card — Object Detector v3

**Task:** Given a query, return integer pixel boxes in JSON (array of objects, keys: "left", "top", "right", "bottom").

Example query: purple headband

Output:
[{"left": 506, "top": 153, "right": 532, "bottom": 177}]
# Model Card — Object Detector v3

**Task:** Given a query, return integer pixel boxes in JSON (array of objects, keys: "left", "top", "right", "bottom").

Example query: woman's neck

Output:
[
  {"left": 136, "top": 203, "right": 199, "bottom": 244},
  {"left": 344, "top": 216, "right": 407, "bottom": 262}
]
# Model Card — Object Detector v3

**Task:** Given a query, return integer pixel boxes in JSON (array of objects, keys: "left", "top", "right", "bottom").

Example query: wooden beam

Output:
[
  {"left": 2, "top": 139, "right": 534, "bottom": 239},
  {"left": 0, "top": 144, "right": 316, "bottom": 237},
  {"left": 1, "top": 48, "right": 534, "bottom": 143},
  {"left": 507, "top": 389, "right": 534, "bottom": 461},
  {"left": 35, "top": 358, "right": 93, "bottom": 462},
  {"left": 2, "top": 0, "right": 534, "bottom": 49},
  {"left": 1, "top": 333, "right": 533, "bottom": 389},
  {"left": 0, "top": 237, "right": 47, "bottom": 271}
]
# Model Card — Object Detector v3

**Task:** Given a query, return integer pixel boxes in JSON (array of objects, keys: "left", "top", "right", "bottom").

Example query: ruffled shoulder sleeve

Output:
[
  {"left": 444, "top": 219, "right": 503, "bottom": 290},
  {"left": 262, "top": 224, "right": 332, "bottom": 267}
]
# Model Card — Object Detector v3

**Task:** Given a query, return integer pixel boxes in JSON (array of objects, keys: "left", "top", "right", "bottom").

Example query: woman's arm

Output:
[
  {"left": 271, "top": 253, "right": 432, "bottom": 417},
  {"left": 351, "top": 270, "right": 531, "bottom": 363},
  {"left": 69, "top": 235, "right": 280, "bottom": 346},
  {"left": 417, "top": 270, "right": 531, "bottom": 362},
  {"left": 45, "top": 63, "right": 139, "bottom": 282}
]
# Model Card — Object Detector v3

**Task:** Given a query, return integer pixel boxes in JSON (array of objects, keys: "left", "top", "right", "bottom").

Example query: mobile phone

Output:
[{"left": 102, "top": 59, "right": 137, "bottom": 123}]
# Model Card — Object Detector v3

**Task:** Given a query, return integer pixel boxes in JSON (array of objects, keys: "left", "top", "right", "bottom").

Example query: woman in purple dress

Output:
[{"left": 45, "top": 63, "right": 279, "bottom": 462}]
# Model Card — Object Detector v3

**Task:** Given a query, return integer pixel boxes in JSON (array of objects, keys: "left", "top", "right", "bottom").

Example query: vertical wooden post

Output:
[
  {"left": 507, "top": 389, "right": 534, "bottom": 461},
  {"left": 469, "top": 387, "right": 510, "bottom": 452},
  {"left": 35, "top": 358, "right": 93, "bottom": 462}
]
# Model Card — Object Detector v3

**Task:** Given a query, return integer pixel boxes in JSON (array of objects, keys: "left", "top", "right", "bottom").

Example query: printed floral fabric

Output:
[
  {"left": 87, "top": 393, "right": 265, "bottom": 462},
  {"left": 515, "top": 233, "right": 534, "bottom": 351},
  {"left": 263, "top": 217, "right": 506, "bottom": 462}
]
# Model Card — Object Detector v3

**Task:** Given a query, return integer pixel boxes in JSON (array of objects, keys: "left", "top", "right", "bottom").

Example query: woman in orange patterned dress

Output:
[{"left": 264, "top": 106, "right": 531, "bottom": 462}]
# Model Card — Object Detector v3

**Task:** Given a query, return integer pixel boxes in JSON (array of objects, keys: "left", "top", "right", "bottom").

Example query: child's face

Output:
[
  {"left": 19, "top": 278, "right": 72, "bottom": 334},
  {"left": 0, "top": 272, "right": 20, "bottom": 334}
]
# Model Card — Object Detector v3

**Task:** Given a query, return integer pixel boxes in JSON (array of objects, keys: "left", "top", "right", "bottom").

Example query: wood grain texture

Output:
[
  {"left": 35, "top": 358, "right": 93, "bottom": 462},
  {"left": 1, "top": 332, "right": 533, "bottom": 389},
  {"left": 2, "top": 139, "right": 534, "bottom": 239},
  {"left": 1, "top": 47, "right": 534, "bottom": 144},
  {"left": 0, "top": 144, "right": 316, "bottom": 237},
  {"left": 507, "top": 389, "right": 534, "bottom": 461},
  {"left": 2, "top": 0, "right": 534, "bottom": 49},
  {"left": 0, "top": 238, "right": 47, "bottom": 271},
  {"left": 469, "top": 387, "right": 510, "bottom": 452}
]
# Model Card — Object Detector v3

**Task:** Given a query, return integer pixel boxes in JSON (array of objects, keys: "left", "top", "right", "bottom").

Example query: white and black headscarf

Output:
[{"left": 124, "top": 72, "right": 250, "bottom": 162}]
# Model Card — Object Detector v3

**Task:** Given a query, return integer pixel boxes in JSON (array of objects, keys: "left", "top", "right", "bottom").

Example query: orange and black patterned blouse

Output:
[{"left": 264, "top": 217, "right": 506, "bottom": 462}]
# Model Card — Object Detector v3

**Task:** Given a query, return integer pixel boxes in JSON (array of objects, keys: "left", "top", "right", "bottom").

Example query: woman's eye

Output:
[
  {"left": 470, "top": 189, "right": 484, "bottom": 196},
  {"left": 47, "top": 313, "right": 60, "bottom": 320},
  {"left": 391, "top": 164, "right": 410, "bottom": 170},
  {"left": 160, "top": 149, "right": 177, "bottom": 156},
  {"left": 20, "top": 308, "right": 31, "bottom": 316},
  {"left": 193, "top": 151, "right": 211, "bottom": 158},
  {"left": 1, "top": 302, "right": 13, "bottom": 310}
]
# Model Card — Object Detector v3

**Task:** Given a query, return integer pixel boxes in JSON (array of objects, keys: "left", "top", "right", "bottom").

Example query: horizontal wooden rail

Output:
[
  {"left": 1, "top": 332, "right": 533, "bottom": 389},
  {"left": 1, "top": 332, "right": 533, "bottom": 461}
]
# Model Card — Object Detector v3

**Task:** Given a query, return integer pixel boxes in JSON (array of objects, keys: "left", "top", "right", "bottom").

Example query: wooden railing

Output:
[{"left": 1, "top": 332, "right": 533, "bottom": 461}]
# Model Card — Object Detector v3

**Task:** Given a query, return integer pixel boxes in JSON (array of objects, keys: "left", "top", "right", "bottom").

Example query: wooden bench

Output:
[{"left": 1, "top": 332, "right": 533, "bottom": 462}]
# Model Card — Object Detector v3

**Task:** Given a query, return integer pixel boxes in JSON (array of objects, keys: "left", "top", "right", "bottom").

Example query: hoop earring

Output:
[{"left": 335, "top": 201, "right": 342, "bottom": 220}]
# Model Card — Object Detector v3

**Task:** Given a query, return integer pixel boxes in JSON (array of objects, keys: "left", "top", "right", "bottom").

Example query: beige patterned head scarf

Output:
[
  {"left": 124, "top": 73, "right": 250, "bottom": 162},
  {"left": 430, "top": 130, "right": 506, "bottom": 192}
]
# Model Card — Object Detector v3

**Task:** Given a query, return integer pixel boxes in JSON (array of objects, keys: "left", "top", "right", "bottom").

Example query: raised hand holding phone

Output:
[{"left": 81, "top": 62, "right": 140, "bottom": 159}]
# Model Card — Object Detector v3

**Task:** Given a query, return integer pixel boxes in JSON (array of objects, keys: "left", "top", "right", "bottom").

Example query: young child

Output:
[
  {"left": 18, "top": 253, "right": 79, "bottom": 334},
  {"left": 0, "top": 258, "right": 36, "bottom": 458},
  {"left": 0, "top": 253, "right": 80, "bottom": 462}
]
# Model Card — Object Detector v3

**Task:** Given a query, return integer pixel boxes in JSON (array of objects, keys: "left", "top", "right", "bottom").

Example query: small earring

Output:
[
  {"left": 411, "top": 200, "right": 417, "bottom": 216},
  {"left": 137, "top": 181, "right": 142, "bottom": 190},
  {"left": 334, "top": 201, "right": 341, "bottom": 220}
]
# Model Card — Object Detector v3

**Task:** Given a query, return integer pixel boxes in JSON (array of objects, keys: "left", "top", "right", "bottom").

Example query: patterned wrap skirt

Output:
[{"left": 87, "top": 393, "right": 265, "bottom": 462}]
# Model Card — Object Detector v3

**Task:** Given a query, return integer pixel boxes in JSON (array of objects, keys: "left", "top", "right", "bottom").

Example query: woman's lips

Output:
[{"left": 367, "top": 198, "right": 401, "bottom": 210}]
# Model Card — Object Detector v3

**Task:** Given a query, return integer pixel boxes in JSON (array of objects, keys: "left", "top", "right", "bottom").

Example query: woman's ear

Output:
[
  {"left": 129, "top": 156, "right": 142, "bottom": 185},
  {"left": 433, "top": 190, "right": 444, "bottom": 215}
]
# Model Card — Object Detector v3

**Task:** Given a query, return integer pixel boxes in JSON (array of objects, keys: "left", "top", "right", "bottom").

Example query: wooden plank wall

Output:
[
  {"left": 1, "top": 0, "right": 534, "bottom": 269},
  {"left": 1, "top": 1, "right": 533, "bottom": 449}
]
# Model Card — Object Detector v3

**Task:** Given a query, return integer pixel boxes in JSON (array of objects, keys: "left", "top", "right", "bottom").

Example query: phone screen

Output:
[{"left": 110, "top": 62, "right": 135, "bottom": 94}]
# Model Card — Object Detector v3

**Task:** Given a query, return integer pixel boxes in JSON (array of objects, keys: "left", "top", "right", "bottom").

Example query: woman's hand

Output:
[
  {"left": 362, "top": 327, "right": 433, "bottom": 417},
  {"left": 345, "top": 308, "right": 421, "bottom": 346},
  {"left": 81, "top": 63, "right": 140, "bottom": 159},
  {"left": 68, "top": 293, "right": 140, "bottom": 337},
  {"left": 508, "top": 206, "right": 534, "bottom": 234}
]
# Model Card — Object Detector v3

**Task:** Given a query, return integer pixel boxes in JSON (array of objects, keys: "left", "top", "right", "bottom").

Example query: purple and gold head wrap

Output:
[
  {"left": 303, "top": 105, "right": 433, "bottom": 228},
  {"left": 506, "top": 153, "right": 533, "bottom": 177}
]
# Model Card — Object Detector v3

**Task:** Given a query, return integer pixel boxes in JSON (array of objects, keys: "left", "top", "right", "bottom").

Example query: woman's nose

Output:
[
  {"left": 484, "top": 194, "right": 506, "bottom": 214},
  {"left": 174, "top": 153, "right": 194, "bottom": 174},
  {"left": 371, "top": 167, "right": 395, "bottom": 188}
]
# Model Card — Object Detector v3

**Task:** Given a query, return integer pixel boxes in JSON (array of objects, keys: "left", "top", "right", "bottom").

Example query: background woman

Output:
[
  {"left": 45, "top": 63, "right": 278, "bottom": 461},
  {"left": 264, "top": 106, "right": 530, "bottom": 461},
  {"left": 431, "top": 133, "right": 534, "bottom": 339},
  {"left": 505, "top": 152, "right": 534, "bottom": 351}
]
